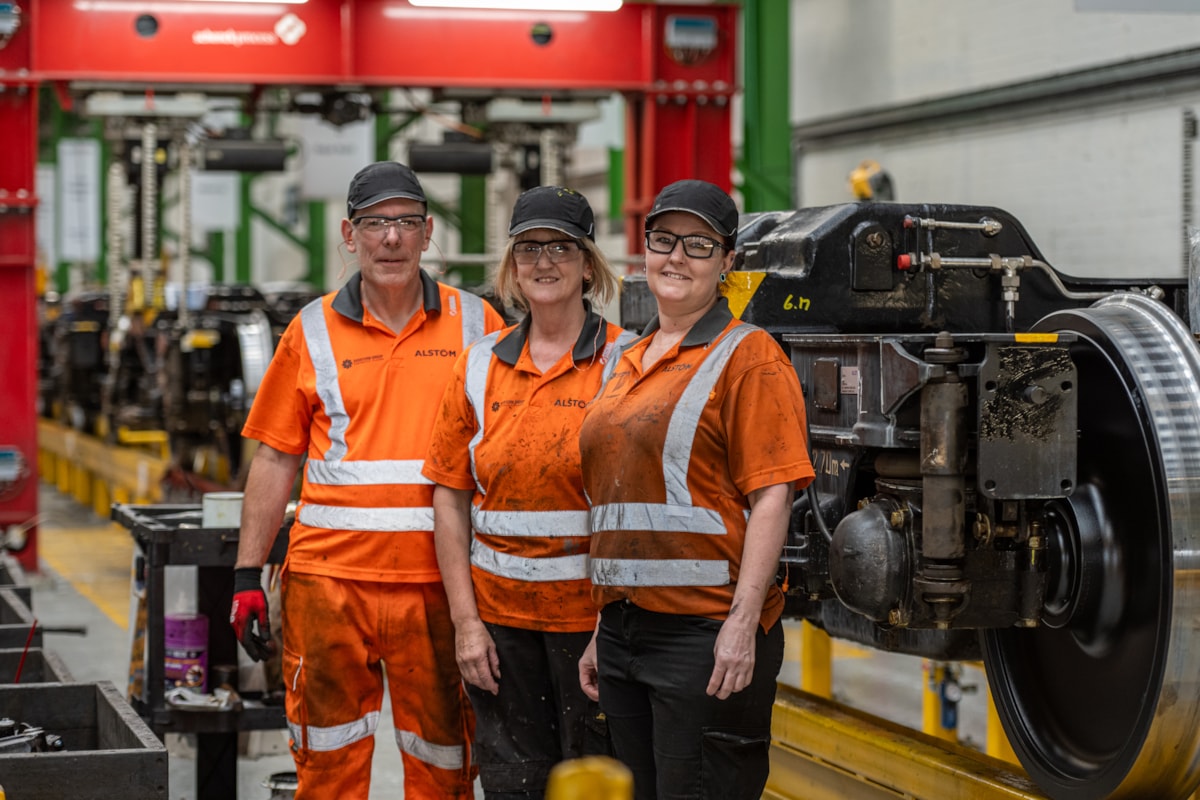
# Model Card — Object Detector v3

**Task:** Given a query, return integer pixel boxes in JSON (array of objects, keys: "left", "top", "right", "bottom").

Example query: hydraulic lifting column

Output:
[{"left": 0, "top": 3, "right": 39, "bottom": 574}]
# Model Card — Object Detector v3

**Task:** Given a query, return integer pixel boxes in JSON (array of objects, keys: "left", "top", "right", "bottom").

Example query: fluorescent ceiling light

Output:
[
  {"left": 74, "top": 0, "right": 305, "bottom": 9},
  {"left": 408, "top": 1, "right": 622, "bottom": 10}
]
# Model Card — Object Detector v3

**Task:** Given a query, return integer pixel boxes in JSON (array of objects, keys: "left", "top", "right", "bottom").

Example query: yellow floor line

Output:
[
  {"left": 831, "top": 640, "right": 873, "bottom": 659},
  {"left": 38, "top": 521, "right": 134, "bottom": 631}
]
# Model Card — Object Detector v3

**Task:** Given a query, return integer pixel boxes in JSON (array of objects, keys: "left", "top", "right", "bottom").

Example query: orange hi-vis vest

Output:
[
  {"left": 424, "top": 310, "right": 635, "bottom": 631},
  {"left": 243, "top": 270, "right": 504, "bottom": 582},
  {"left": 580, "top": 299, "right": 814, "bottom": 629}
]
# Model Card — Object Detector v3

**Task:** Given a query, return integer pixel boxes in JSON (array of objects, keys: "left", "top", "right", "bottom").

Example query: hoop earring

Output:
[{"left": 719, "top": 272, "right": 727, "bottom": 283}]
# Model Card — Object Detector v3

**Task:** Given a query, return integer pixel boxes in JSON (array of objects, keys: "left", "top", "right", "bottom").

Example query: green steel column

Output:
[
  {"left": 237, "top": 174, "right": 253, "bottom": 283},
  {"left": 460, "top": 176, "right": 485, "bottom": 254},
  {"left": 38, "top": 85, "right": 62, "bottom": 164},
  {"left": 608, "top": 146, "right": 624, "bottom": 227},
  {"left": 740, "top": 0, "right": 793, "bottom": 212},
  {"left": 305, "top": 200, "right": 326, "bottom": 291},
  {"left": 458, "top": 175, "right": 486, "bottom": 287},
  {"left": 209, "top": 231, "right": 226, "bottom": 283}
]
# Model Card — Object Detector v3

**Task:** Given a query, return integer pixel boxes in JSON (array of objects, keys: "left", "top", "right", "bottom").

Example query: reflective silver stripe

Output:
[
  {"left": 396, "top": 730, "right": 465, "bottom": 771},
  {"left": 300, "top": 298, "right": 350, "bottom": 461},
  {"left": 589, "top": 502, "right": 727, "bottom": 535},
  {"left": 297, "top": 292, "right": 482, "bottom": 532},
  {"left": 457, "top": 290, "right": 487, "bottom": 350},
  {"left": 471, "top": 508, "right": 590, "bottom": 538},
  {"left": 591, "top": 558, "right": 730, "bottom": 587},
  {"left": 471, "top": 539, "right": 590, "bottom": 582},
  {"left": 287, "top": 711, "right": 379, "bottom": 753},
  {"left": 590, "top": 326, "right": 756, "bottom": 591},
  {"left": 460, "top": 333, "right": 590, "bottom": 579},
  {"left": 596, "top": 329, "right": 638, "bottom": 394},
  {"left": 298, "top": 504, "right": 435, "bottom": 532},
  {"left": 463, "top": 332, "right": 501, "bottom": 495},
  {"left": 663, "top": 325, "right": 755, "bottom": 505},
  {"left": 301, "top": 290, "right": 483, "bottom": 465},
  {"left": 306, "top": 459, "right": 432, "bottom": 486}
]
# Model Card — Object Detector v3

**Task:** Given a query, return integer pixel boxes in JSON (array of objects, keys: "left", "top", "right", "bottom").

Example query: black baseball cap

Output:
[
  {"left": 645, "top": 179, "right": 739, "bottom": 238},
  {"left": 509, "top": 186, "right": 596, "bottom": 241},
  {"left": 346, "top": 161, "right": 426, "bottom": 218}
]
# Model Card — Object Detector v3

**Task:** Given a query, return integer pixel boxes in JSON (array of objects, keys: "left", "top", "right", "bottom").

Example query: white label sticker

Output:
[{"left": 840, "top": 366, "right": 860, "bottom": 395}]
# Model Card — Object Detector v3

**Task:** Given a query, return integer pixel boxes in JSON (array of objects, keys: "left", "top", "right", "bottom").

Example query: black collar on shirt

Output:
[
  {"left": 637, "top": 295, "right": 734, "bottom": 347},
  {"left": 493, "top": 301, "right": 607, "bottom": 367},
  {"left": 331, "top": 270, "right": 443, "bottom": 323}
]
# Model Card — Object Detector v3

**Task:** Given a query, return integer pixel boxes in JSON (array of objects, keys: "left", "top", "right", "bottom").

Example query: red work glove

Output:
[{"left": 230, "top": 567, "right": 275, "bottom": 662}]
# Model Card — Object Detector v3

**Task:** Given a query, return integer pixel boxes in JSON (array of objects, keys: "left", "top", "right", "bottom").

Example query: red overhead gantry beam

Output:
[{"left": 2, "top": 0, "right": 738, "bottom": 571}]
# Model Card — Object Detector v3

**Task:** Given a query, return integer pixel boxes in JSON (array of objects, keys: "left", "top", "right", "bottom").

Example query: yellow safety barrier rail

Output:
[
  {"left": 766, "top": 683, "right": 1047, "bottom": 800},
  {"left": 37, "top": 419, "right": 169, "bottom": 516}
]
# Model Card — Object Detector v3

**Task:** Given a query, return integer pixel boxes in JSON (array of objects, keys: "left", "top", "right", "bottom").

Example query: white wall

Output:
[
  {"left": 799, "top": 99, "right": 1197, "bottom": 279},
  {"left": 790, "top": 0, "right": 1200, "bottom": 279},
  {"left": 791, "top": 0, "right": 1200, "bottom": 124}
]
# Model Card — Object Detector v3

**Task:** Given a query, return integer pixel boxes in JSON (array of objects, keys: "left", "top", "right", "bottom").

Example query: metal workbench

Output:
[{"left": 112, "top": 503, "right": 290, "bottom": 800}]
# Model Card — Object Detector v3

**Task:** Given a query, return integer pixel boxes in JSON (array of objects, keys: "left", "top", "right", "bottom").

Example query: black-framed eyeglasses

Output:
[
  {"left": 353, "top": 215, "right": 426, "bottom": 237},
  {"left": 645, "top": 230, "right": 726, "bottom": 259},
  {"left": 513, "top": 240, "right": 582, "bottom": 265}
]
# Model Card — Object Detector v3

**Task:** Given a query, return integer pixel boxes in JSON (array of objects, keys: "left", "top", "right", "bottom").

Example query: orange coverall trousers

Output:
[{"left": 281, "top": 571, "right": 476, "bottom": 799}]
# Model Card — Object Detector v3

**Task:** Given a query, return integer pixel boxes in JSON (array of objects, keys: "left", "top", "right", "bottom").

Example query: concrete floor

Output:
[{"left": 22, "top": 483, "right": 991, "bottom": 799}]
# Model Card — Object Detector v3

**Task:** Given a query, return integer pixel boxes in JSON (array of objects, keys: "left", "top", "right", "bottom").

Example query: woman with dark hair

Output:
[{"left": 578, "top": 179, "right": 815, "bottom": 799}]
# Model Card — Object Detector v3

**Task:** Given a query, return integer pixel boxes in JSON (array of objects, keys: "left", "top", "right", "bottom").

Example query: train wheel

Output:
[{"left": 982, "top": 292, "right": 1200, "bottom": 799}]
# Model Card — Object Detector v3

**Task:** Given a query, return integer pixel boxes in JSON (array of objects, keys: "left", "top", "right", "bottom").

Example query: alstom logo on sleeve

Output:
[
  {"left": 554, "top": 398, "right": 589, "bottom": 408},
  {"left": 414, "top": 349, "right": 458, "bottom": 358}
]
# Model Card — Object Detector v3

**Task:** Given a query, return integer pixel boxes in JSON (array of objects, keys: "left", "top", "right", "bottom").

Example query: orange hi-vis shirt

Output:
[
  {"left": 242, "top": 270, "right": 505, "bottom": 582},
  {"left": 579, "top": 298, "right": 815, "bottom": 631},
  {"left": 423, "top": 309, "right": 635, "bottom": 632}
]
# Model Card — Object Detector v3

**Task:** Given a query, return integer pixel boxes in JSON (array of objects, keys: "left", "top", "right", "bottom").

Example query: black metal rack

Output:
[{"left": 112, "top": 503, "right": 290, "bottom": 800}]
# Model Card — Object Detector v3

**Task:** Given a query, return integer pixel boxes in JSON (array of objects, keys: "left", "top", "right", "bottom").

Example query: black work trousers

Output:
[
  {"left": 596, "top": 601, "right": 784, "bottom": 800},
  {"left": 466, "top": 622, "right": 606, "bottom": 800}
]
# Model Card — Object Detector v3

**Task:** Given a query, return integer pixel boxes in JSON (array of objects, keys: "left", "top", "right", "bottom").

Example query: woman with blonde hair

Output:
[{"left": 425, "top": 185, "right": 632, "bottom": 799}]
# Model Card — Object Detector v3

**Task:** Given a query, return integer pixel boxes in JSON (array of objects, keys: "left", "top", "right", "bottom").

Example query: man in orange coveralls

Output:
[{"left": 229, "top": 161, "right": 504, "bottom": 798}]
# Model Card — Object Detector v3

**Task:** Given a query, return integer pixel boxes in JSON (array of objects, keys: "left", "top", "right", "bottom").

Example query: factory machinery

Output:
[
  {"left": 31, "top": 105, "right": 316, "bottom": 498},
  {"left": 41, "top": 278, "right": 313, "bottom": 490},
  {"left": 623, "top": 202, "right": 1200, "bottom": 799},
  {"left": 9, "top": 4, "right": 1200, "bottom": 799}
]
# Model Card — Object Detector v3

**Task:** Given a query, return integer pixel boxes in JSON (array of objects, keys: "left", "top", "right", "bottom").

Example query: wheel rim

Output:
[{"left": 982, "top": 293, "right": 1200, "bottom": 799}]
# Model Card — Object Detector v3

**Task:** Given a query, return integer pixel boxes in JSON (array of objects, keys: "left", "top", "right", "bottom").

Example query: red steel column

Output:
[
  {"left": 623, "top": 4, "right": 739, "bottom": 256},
  {"left": 0, "top": 3, "right": 39, "bottom": 572}
]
